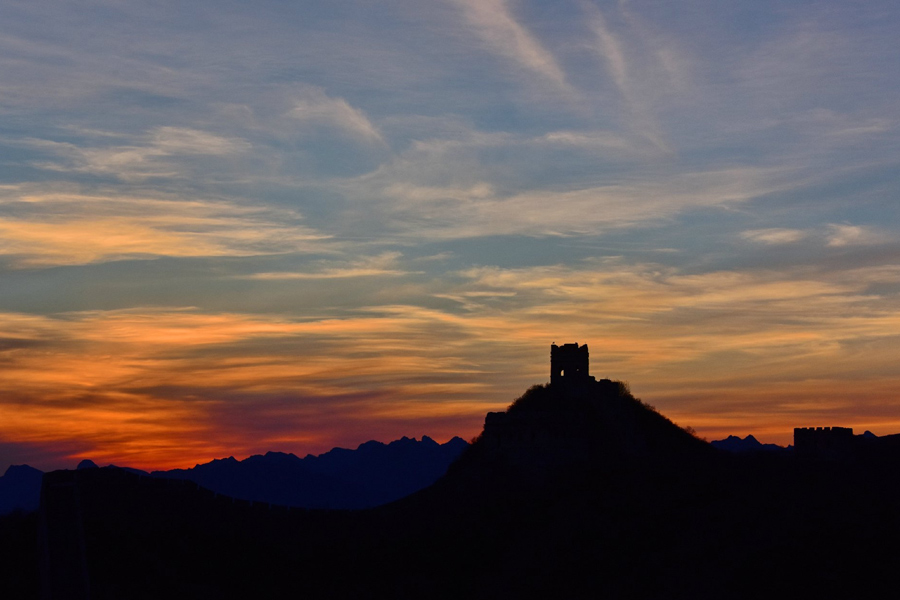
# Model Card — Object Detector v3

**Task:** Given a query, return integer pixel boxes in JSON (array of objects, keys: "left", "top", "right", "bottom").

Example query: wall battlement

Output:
[{"left": 794, "top": 426, "right": 854, "bottom": 459}]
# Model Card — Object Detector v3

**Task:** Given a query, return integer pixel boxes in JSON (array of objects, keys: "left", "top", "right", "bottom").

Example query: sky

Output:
[{"left": 2, "top": 0, "right": 900, "bottom": 472}]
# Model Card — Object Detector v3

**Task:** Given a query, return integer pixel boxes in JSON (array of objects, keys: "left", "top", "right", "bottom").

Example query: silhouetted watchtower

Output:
[{"left": 550, "top": 343, "right": 590, "bottom": 385}]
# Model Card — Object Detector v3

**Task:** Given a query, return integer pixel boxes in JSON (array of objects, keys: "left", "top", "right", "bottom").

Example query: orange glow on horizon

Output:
[{"left": 4, "top": 253, "right": 900, "bottom": 471}]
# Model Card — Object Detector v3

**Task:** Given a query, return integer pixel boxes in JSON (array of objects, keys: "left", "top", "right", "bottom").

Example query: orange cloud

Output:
[
  {"left": 0, "top": 308, "right": 516, "bottom": 469},
  {"left": 0, "top": 187, "right": 329, "bottom": 266}
]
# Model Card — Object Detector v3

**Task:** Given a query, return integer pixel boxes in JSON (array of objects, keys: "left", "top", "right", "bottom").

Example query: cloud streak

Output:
[
  {"left": 452, "top": 0, "right": 572, "bottom": 94},
  {"left": 344, "top": 160, "right": 791, "bottom": 239},
  {"left": 741, "top": 228, "right": 808, "bottom": 245},
  {"left": 20, "top": 127, "right": 252, "bottom": 181},
  {"left": 827, "top": 224, "right": 891, "bottom": 247},
  {"left": 288, "top": 88, "right": 384, "bottom": 144},
  {"left": 0, "top": 186, "right": 328, "bottom": 266}
]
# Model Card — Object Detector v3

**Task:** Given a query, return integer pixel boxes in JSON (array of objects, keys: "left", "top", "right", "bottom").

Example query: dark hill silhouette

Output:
[
  {"left": 15, "top": 378, "right": 900, "bottom": 599},
  {"left": 477, "top": 380, "right": 711, "bottom": 466},
  {"left": 376, "top": 379, "right": 900, "bottom": 598}
]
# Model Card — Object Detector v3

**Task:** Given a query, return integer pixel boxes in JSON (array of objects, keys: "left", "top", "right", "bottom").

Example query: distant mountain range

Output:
[
  {"left": 152, "top": 435, "right": 469, "bottom": 509},
  {"left": 709, "top": 431, "right": 885, "bottom": 454},
  {"left": 709, "top": 434, "right": 788, "bottom": 453},
  {"left": 0, "top": 435, "right": 468, "bottom": 514}
]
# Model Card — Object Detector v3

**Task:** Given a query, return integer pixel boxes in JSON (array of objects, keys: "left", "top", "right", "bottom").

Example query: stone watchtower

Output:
[{"left": 550, "top": 343, "right": 591, "bottom": 385}]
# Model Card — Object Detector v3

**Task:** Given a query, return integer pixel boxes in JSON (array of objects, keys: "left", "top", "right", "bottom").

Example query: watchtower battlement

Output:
[
  {"left": 794, "top": 426, "right": 854, "bottom": 459},
  {"left": 550, "top": 343, "right": 592, "bottom": 386}
]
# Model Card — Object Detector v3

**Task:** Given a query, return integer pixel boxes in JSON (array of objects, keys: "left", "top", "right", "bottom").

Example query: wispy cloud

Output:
[
  {"left": 585, "top": 4, "right": 629, "bottom": 96},
  {"left": 20, "top": 127, "right": 252, "bottom": 181},
  {"left": 741, "top": 228, "right": 808, "bottom": 245},
  {"left": 452, "top": 0, "right": 572, "bottom": 94},
  {"left": 345, "top": 160, "right": 790, "bottom": 239},
  {"left": 0, "top": 186, "right": 329, "bottom": 266},
  {"left": 827, "top": 224, "right": 891, "bottom": 247},
  {"left": 581, "top": 1, "right": 674, "bottom": 151},
  {"left": 241, "top": 252, "right": 410, "bottom": 280},
  {"left": 538, "top": 130, "right": 650, "bottom": 153},
  {"left": 288, "top": 88, "right": 384, "bottom": 143}
]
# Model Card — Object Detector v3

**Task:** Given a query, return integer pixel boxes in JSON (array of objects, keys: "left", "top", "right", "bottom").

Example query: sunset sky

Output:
[{"left": 2, "top": 0, "right": 900, "bottom": 472}]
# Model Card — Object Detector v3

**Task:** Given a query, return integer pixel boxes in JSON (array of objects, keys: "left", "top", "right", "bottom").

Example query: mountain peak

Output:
[
  {"left": 711, "top": 434, "right": 786, "bottom": 454},
  {"left": 3, "top": 464, "right": 42, "bottom": 478},
  {"left": 0, "top": 464, "right": 43, "bottom": 515},
  {"left": 388, "top": 436, "right": 416, "bottom": 447}
]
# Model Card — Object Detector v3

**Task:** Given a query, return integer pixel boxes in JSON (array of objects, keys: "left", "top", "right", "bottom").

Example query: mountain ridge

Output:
[
  {"left": 153, "top": 435, "right": 468, "bottom": 509},
  {"left": 0, "top": 435, "right": 469, "bottom": 515},
  {"left": 710, "top": 434, "right": 789, "bottom": 453}
]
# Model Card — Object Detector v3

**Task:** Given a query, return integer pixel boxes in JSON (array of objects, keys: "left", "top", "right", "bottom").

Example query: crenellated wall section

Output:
[{"left": 793, "top": 426, "right": 855, "bottom": 459}]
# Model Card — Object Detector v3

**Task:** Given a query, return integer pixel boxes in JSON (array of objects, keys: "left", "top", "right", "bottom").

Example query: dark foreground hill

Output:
[{"left": 13, "top": 379, "right": 900, "bottom": 599}]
